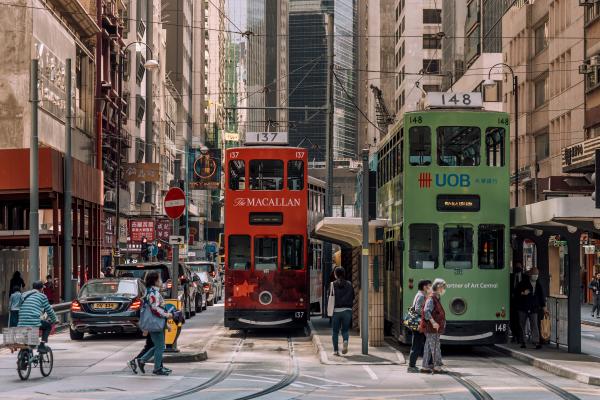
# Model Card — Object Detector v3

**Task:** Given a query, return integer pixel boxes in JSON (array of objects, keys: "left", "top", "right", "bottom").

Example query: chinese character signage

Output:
[
  {"left": 189, "top": 148, "right": 221, "bottom": 190},
  {"left": 155, "top": 218, "right": 172, "bottom": 242},
  {"left": 123, "top": 163, "right": 160, "bottom": 182},
  {"left": 128, "top": 219, "right": 155, "bottom": 242}
]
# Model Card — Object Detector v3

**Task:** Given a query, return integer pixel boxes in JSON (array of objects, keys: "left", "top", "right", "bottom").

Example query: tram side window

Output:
[
  {"left": 437, "top": 127, "right": 481, "bottom": 166},
  {"left": 229, "top": 235, "right": 251, "bottom": 270},
  {"left": 409, "top": 224, "right": 438, "bottom": 269},
  {"left": 485, "top": 127, "right": 505, "bottom": 167},
  {"left": 255, "top": 237, "right": 278, "bottom": 271},
  {"left": 478, "top": 225, "right": 504, "bottom": 269},
  {"left": 250, "top": 160, "right": 283, "bottom": 190},
  {"left": 229, "top": 160, "right": 246, "bottom": 190},
  {"left": 288, "top": 160, "right": 304, "bottom": 190},
  {"left": 409, "top": 126, "right": 432, "bottom": 166},
  {"left": 443, "top": 226, "right": 473, "bottom": 269},
  {"left": 282, "top": 235, "right": 303, "bottom": 270}
]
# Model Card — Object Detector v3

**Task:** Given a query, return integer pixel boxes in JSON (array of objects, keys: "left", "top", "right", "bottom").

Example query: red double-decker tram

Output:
[{"left": 224, "top": 146, "right": 309, "bottom": 329}]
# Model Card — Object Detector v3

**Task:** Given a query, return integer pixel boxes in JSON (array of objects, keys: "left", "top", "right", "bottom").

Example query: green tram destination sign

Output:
[{"left": 436, "top": 194, "right": 480, "bottom": 212}]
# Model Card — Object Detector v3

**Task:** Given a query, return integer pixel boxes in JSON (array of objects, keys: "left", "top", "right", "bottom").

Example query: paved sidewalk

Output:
[
  {"left": 496, "top": 342, "right": 600, "bottom": 386},
  {"left": 582, "top": 303, "right": 600, "bottom": 327},
  {"left": 309, "top": 316, "right": 405, "bottom": 365}
]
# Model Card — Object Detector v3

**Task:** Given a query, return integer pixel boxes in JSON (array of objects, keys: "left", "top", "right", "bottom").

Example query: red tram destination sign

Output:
[{"left": 164, "top": 187, "right": 186, "bottom": 219}]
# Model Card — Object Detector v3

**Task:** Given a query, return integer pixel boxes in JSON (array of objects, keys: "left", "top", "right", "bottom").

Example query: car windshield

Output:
[
  {"left": 79, "top": 281, "right": 138, "bottom": 297},
  {"left": 188, "top": 263, "right": 215, "bottom": 273},
  {"left": 195, "top": 271, "right": 210, "bottom": 283}
]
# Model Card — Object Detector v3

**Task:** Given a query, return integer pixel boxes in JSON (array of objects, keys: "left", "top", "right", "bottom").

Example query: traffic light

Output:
[
  {"left": 594, "top": 149, "right": 600, "bottom": 209},
  {"left": 141, "top": 236, "right": 149, "bottom": 261}
]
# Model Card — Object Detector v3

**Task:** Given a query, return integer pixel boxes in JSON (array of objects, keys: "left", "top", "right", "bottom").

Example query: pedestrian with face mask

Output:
[
  {"left": 589, "top": 272, "right": 600, "bottom": 318},
  {"left": 516, "top": 268, "right": 546, "bottom": 349},
  {"left": 419, "top": 278, "right": 447, "bottom": 374}
]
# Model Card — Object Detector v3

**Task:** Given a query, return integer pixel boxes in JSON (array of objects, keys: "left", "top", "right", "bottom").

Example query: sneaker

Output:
[
  {"left": 136, "top": 359, "right": 146, "bottom": 374},
  {"left": 153, "top": 368, "right": 170, "bottom": 376},
  {"left": 342, "top": 341, "right": 349, "bottom": 355},
  {"left": 332, "top": 351, "right": 340, "bottom": 356},
  {"left": 420, "top": 368, "right": 433, "bottom": 374},
  {"left": 162, "top": 366, "right": 172, "bottom": 374},
  {"left": 38, "top": 343, "right": 49, "bottom": 354},
  {"left": 128, "top": 359, "right": 138, "bottom": 374},
  {"left": 407, "top": 366, "right": 420, "bottom": 373}
]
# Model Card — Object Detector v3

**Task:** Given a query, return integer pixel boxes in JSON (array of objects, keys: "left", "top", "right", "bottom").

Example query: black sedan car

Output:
[{"left": 69, "top": 278, "right": 145, "bottom": 340}]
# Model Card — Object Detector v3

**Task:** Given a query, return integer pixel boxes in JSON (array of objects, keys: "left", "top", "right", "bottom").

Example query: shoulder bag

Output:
[
  {"left": 138, "top": 294, "right": 167, "bottom": 333},
  {"left": 403, "top": 295, "right": 421, "bottom": 332},
  {"left": 327, "top": 282, "right": 335, "bottom": 317}
]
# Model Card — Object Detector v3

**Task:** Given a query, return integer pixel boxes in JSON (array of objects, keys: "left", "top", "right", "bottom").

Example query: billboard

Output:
[
  {"left": 123, "top": 163, "right": 160, "bottom": 182},
  {"left": 189, "top": 147, "right": 221, "bottom": 190},
  {"left": 128, "top": 219, "right": 155, "bottom": 242}
]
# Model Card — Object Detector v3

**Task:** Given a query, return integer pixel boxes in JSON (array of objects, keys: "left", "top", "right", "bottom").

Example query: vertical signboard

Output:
[
  {"left": 189, "top": 147, "right": 221, "bottom": 190},
  {"left": 128, "top": 219, "right": 155, "bottom": 242}
]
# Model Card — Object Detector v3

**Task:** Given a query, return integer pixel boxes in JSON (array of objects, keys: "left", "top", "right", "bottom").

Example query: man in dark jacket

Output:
[
  {"left": 510, "top": 262, "right": 524, "bottom": 342},
  {"left": 516, "top": 268, "right": 546, "bottom": 349},
  {"left": 589, "top": 272, "right": 600, "bottom": 318}
]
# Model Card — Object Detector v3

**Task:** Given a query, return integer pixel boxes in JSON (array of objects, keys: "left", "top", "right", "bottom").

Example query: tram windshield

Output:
[
  {"left": 282, "top": 235, "right": 303, "bottom": 270},
  {"left": 250, "top": 160, "right": 283, "bottom": 190},
  {"left": 409, "top": 224, "right": 438, "bottom": 269},
  {"left": 443, "top": 226, "right": 473, "bottom": 269},
  {"left": 255, "top": 237, "right": 278, "bottom": 271},
  {"left": 229, "top": 235, "right": 251, "bottom": 270},
  {"left": 437, "top": 126, "right": 481, "bottom": 166},
  {"left": 478, "top": 225, "right": 504, "bottom": 269}
]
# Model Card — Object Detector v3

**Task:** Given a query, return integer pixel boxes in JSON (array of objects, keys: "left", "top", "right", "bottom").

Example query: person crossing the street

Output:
[
  {"left": 407, "top": 279, "right": 431, "bottom": 373},
  {"left": 589, "top": 272, "right": 600, "bottom": 318}
]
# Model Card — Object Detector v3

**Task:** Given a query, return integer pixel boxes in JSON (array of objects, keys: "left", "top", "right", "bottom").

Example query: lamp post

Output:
[
  {"left": 117, "top": 41, "right": 159, "bottom": 262},
  {"left": 484, "top": 63, "right": 518, "bottom": 207}
]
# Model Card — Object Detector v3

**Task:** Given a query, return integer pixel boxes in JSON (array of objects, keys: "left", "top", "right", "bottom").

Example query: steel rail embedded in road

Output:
[{"left": 446, "top": 371, "right": 494, "bottom": 400}]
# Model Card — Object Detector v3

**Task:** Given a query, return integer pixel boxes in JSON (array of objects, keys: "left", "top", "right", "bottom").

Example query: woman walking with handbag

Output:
[
  {"left": 132, "top": 272, "right": 173, "bottom": 376},
  {"left": 328, "top": 267, "right": 354, "bottom": 356},
  {"left": 407, "top": 280, "right": 431, "bottom": 373},
  {"left": 419, "top": 278, "right": 447, "bottom": 374}
]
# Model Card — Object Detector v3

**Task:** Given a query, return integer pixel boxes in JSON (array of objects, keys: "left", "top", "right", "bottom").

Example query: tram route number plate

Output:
[
  {"left": 425, "top": 92, "right": 483, "bottom": 109},
  {"left": 294, "top": 312, "right": 305, "bottom": 319},
  {"left": 245, "top": 131, "right": 289, "bottom": 145},
  {"left": 494, "top": 323, "right": 507, "bottom": 332}
]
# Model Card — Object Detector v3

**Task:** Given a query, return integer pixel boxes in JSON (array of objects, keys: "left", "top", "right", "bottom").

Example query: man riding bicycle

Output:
[{"left": 18, "top": 280, "right": 58, "bottom": 352}]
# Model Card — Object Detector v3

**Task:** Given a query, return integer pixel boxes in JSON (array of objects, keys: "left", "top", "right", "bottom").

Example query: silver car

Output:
[{"left": 186, "top": 261, "right": 223, "bottom": 306}]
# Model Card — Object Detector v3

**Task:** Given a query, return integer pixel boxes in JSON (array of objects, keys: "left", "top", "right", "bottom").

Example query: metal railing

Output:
[
  {"left": 547, "top": 295, "right": 568, "bottom": 348},
  {"left": 52, "top": 302, "right": 71, "bottom": 325}
]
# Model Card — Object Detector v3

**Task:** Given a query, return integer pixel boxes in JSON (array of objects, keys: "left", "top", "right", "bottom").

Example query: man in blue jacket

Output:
[{"left": 18, "top": 280, "right": 58, "bottom": 352}]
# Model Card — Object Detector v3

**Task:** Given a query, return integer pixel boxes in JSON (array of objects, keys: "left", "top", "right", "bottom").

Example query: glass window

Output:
[
  {"left": 437, "top": 126, "right": 481, "bottom": 166},
  {"left": 534, "top": 21, "right": 548, "bottom": 54},
  {"left": 282, "top": 235, "right": 303, "bottom": 270},
  {"left": 409, "top": 224, "right": 438, "bottom": 269},
  {"left": 534, "top": 75, "right": 548, "bottom": 108},
  {"left": 483, "top": 80, "right": 502, "bottom": 102},
  {"left": 228, "top": 235, "right": 250, "bottom": 270},
  {"left": 229, "top": 160, "right": 245, "bottom": 190},
  {"left": 409, "top": 126, "right": 431, "bottom": 166},
  {"left": 254, "top": 237, "right": 278, "bottom": 271},
  {"left": 287, "top": 160, "right": 304, "bottom": 190},
  {"left": 250, "top": 160, "right": 283, "bottom": 190},
  {"left": 485, "top": 127, "right": 505, "bottom": 166},
  {"left": 443, "top": 226, "right": 473, "bottom": 269},
  {"left": 423, "top": 9, "right": 442, "bottom": 24},
  {"left": 535, "top": 132, "right": 550, "bottom": 160},
  {"left": 79, "top": 280, "right": 138, "bottom": 297},
  {"left": 423, "top": 59, "right": 440, "bottom": 74},
  {"left": 478, "top": 225, "right": 504, "bottom": 269},
  {"left": 423, "top": 34, "right": 441, "bottom": 49}
]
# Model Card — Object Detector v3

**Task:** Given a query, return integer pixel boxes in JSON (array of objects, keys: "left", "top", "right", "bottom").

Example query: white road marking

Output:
[
  {"left": 362, "top": 365, "right": 378, "bottom": 380},
  {"left": 581, "top": 333, "right": 596, "bottom": 338},
  {"left": 298, "top": 373, "right": 364, "bottom": 387}
]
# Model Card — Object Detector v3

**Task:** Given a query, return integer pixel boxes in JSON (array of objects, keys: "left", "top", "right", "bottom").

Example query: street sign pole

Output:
[{"left": 170, "top": 159, "right": 182, "bottom": 299}]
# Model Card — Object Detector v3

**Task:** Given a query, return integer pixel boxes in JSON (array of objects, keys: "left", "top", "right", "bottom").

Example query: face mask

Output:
[
  {"left": 439, "top": 289, "right": 446, "bottom": 296},
  {"left": 530, "top": 275, "right": 538, "bottom": 281}
]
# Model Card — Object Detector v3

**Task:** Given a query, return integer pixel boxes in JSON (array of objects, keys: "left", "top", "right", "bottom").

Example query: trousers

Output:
[
  {"left": 422, "top": 333, "right": 442, "bottom": 368},
  {"left": 140, "top": 331, "right": 166, "bottom": 372},
  {"left": 519, "top": 311, "right": 540, "bottom": 344},
  {"left": 408, "top": 331, "right": 425, "bottom": 367},
  {"left": 331, "top": 310, "right": 352, "bottom": 352}
]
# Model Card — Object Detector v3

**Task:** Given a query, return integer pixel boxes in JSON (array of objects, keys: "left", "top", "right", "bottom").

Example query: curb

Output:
[
  {"left": 163, "top": 351, "right": 208, "bottom": 363},
  {"left": 582, "top": 320, "right": 600, "bottom": 328},
  {"left": 495, "top": 345, "right": 600, "bottom": 386}
]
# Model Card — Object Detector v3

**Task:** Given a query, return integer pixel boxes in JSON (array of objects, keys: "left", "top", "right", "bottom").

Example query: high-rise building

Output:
[{"left": 393, "top": 0, "right": 443, "bottom": 116}]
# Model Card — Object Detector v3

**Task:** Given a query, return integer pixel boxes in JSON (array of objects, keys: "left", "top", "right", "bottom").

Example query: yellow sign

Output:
[{"left": 164, "top": 299, "right": 182, "bottom": 347}]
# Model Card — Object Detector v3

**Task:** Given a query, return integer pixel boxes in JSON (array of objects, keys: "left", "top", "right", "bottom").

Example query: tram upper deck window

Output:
[
  {"left": 250, "top": 160, "right": 283, "bottom": 190},
  {"left": 409, "top": 224, "right": 438, "bottom": 269},
  {"left": 437, "top": 127, "right": 481, "bottom": 166},
  {"left": 288, "top": 160, "right": 304, "bottom": 190},
  {"left": 485, "top": 128, "right": 505, "bottom": 167},
  {"left": 478, "top": 225, "right": 504, "bottom": 269},
  {"left": 443, "top": 225, "right": 473, "bottom": 269},
  {"left": 255, "top": 237, "right": 278, "bottom": 271},
  {"left": 228, "top": 235, "right": 251, "bottom": 270},
  {"left": 409, "top": 126, "right": 432, "bottom": 166},
  {"left": 229, "top": 160, "right": 246, "bottom": 190},
  {"left": 282, "top": 235, "right": 303, "bottom": 270}
]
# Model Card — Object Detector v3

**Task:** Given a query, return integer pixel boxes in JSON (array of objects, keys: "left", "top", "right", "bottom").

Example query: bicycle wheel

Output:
[
  {"left": 17, "top": 349, "right": 32, "bottom": 381},
  {"left": 39, "top": 347, "right": 53, "bottom": 377}
]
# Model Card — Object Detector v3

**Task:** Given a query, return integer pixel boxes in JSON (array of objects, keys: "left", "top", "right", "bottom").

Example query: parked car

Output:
[
  {"left": 180, "top": 263, "right": 206, "bottom": 315},
  {"left": 69, "top": 278, "right": 145, "bottom": 340},
  {"left": 114, "top": 262, "right": 197, "bottom": 318},
  {"left": 186, "top": 261, "right": 222, "bottom": 306}
]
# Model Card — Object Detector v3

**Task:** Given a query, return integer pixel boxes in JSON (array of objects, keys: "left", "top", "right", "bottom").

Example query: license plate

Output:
[{"left": 92, "top": 303, "right": 117, "bottom": 310}]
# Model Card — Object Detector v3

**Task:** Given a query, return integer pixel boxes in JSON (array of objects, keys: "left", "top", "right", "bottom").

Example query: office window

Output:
[
  {"left": 534, "top": 20, "right": 548, "bottom": 54},
  {"left": 423, "top": 60, "right": 440, "bottom": 74},
  {"left": 423, "top": 9, "right": 442, "bottom": 24},
  {"left": 534, "top": 75, "right": 548, "bottom": 108},
  {"left": 422, "top": 84, "right": 441, "bottom": 92},
  {"left": 535, "top": 132, "right": 550, "bottom": 160},
  {"left": 423, "top": 34, "right": 441, "bottom": 49},
  {"left": 483, "top": 80, "right": 502, "bottom": 102}
]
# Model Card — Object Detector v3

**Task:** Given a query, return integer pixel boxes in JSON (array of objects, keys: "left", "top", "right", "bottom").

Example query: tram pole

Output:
[
  {"left": 171, "top": 158, "right": 181, "bottom": 300},
  {"left": 64, "top": 58, "right": 74, "bottom": 301},
  {"left": 361, "top": 149, "right": 369, "bottom": 355},
  {"left": 29, "top": 59, "right": 40, "bottom": 284}
]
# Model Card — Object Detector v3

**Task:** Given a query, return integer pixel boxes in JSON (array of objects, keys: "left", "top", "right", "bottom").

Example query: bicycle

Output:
[{"left": 2, "top": 327, "right": 54, "bottom": 380}]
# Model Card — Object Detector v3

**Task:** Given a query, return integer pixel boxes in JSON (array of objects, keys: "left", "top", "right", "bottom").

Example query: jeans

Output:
[
  {"left": 136, "top": 335, "right": 154, "bottom": 359},
  {"left": 408, "top": 331, "right": 425, "bottom": 367},
  {"left": 40, "top": 320, "right": 52, "bottom": 343},
  {"left": 140, "top": 331, "right": 166, "bottom": 371},
  {"left": 592, "top": 295, "right": 600, "bottom": 316},
  {"left": 422, "top": 333, "right": 442, "bottom": 368},
  {"left": 519, "top": 311, "right": 540, "bottom": 344},
  {"left": 331, "top": 310, "right": 352, "bottom": 352},
  {"left": 8, "top": 310, "right": 19, "bottom": 327}
]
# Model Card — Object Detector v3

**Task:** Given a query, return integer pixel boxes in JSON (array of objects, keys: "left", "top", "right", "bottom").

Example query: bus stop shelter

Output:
[
  {"left": 313, "top": 217, "right": 389, "bottom": 346},
  {"left": 512, "top": 197, "right": 600, "bottom": 353}
]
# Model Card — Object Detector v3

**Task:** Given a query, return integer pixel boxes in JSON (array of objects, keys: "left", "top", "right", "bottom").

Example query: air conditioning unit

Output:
[
  {"left": 591, "top": 55, "right": 600, "bottom": 66},
  {"left": 579, "top": 64, "right": 593, "bottom": 74},
  {"left": 580, "top": 0, "right": 599, "bottom": 6}
]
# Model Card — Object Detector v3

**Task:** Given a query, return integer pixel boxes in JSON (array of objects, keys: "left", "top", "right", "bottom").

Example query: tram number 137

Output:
[
  {"left": 495, "top": 323, "right": 508, "bottom": 332},
  {"left": 294, "top": 312, "right": 305, "bottom": 319}
]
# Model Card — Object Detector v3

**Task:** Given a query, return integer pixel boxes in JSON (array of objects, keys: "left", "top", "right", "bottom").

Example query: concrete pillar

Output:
[{"left": 368, "top": 242, "right": 384, "bottom": 346}]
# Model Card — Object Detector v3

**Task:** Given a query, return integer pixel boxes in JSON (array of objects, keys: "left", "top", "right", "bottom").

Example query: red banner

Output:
[
  {"left": 155, "top": 218, "right": 172, "bottom": 242},
  {"left": 128, "top": 219, "right": 155, "bottom": 242}
]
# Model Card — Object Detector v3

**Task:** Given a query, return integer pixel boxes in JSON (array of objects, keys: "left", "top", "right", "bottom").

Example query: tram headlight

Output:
[
  {"left": 259, "top": 291, "right": 273, "bottom": 305},
  {"left": 450, "top": 298, "right": 467, "bottom": 315}
]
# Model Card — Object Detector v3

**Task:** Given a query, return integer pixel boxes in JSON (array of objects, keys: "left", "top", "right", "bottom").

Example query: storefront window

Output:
[
  {"left": 282, "top": 235, "right": 303, "bottom": 270},
  {"left": 254, "top": 237, "right": 278, "bottom": 271},
  {"left": 228, "top": 235, "right": 250, "bottom": 270},
  {"left": 409, "top": 224, "right": 438, "bottom": 269},
  {"left": 478, "top": 225, "right": 504, "bottom": 269},
  {"left": 443, "top": 225, "right": 473, "bottom": 269}
]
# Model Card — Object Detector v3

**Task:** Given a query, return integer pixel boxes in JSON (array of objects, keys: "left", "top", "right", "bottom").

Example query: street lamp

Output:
[
  {"left": 116, "top": 41, "right": 159, "bottom": 263},
  {"left": 484, "top": 63, "right": 519, "bottom": 207}
]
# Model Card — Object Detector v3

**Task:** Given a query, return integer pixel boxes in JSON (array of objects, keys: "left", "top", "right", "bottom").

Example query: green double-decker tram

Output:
[{"left": 377, "top": 103, "right": 510, "bottom": 345}]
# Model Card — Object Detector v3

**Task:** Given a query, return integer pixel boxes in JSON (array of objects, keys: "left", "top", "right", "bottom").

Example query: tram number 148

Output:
[{"left": 495, "top": 323, "right": 508, "bottom": 332}]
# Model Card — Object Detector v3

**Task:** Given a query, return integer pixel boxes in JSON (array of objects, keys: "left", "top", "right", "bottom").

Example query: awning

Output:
[
  {"left": 313, "top": 217, "right": 390, "bottom": 248},
  {"left": 511, "top": 197, "right": 600, "bottom": 232}
]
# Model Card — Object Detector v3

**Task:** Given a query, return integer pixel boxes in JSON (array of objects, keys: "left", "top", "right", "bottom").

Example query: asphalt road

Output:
[{"left": 1, "top": 303, "right": 599, "bottom": 400}]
